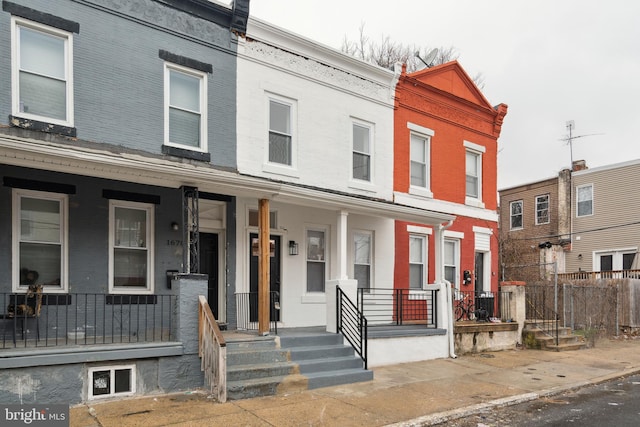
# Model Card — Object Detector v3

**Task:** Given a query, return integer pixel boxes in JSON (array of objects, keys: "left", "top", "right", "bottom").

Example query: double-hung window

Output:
[
  {"left": 165, "top": 63, "right": 207, "bottom": 151},
  {"left": 444, "top": 239, "right": 459, "bottom": 289},
  {"left": 352, "top": 122, "right": 372, "bottom": 181},
  {"left": 109, "top": 201, "right": 154, "bottom": 294},
  {"left": 536, "top": 194, "right": 550, "bottom": 225},
  {"left": 510, "top": 200, "right": 523, "bottom": 230},
  {"left": 306, "top": 229, "right": 326, "bottom": 293},
  {"left": 354, "top": 232, "right": 372, "bottom": 291},
  {"left": 464, "top": 141, "right": 485, "bottom": 206},
  {"left": 12, "top": 189, "right": 68, "bottom": 292},
  {"left": 410, "top": 133, "right": 430, "bottom": 188},
  {"left": 577, "top": 184, "right": 593, "bottom": 217},
  {"left": 409, "top": 235, "right": 427, "bottom": 289},
  {"left": 12, "top": 18, "right": 73, "bottom": 126},
  {"left": 268, "top": 98, "right": 293, "bottom": 166}
]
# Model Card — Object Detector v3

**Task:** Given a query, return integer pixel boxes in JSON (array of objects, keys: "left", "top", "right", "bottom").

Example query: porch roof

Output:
[{"left": 0, "top": 132, "right": 454, "bottom": 225}]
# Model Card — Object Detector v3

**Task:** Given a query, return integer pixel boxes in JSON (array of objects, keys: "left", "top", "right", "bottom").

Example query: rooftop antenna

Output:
[
  {"left": 416, "top": 48, "right": 439, "bottom": 68},
  {"left": 560, "top": 120, "right": 603, "bottom": 170}
]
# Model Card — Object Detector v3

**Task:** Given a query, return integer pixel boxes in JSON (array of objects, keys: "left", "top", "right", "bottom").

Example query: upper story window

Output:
[
  {"left": 109, "top": 200, "right": 154, "bottom": 294},
  {"left": 510, "top": 200, "right": 523, "bottom": 230},
  {"left": 352, "top": 122, "right": 372, "bottom": 182},
  {"left": 577, "top": 184, "right": 593, "bottom": 217},
  {"left": 410, "top": 133, "right": 430, "bottom": 189},
  {"left": 164, "top": 63, "right": 207, "bottom": 151},
  {"left": 409, "top": 235, "right": 427, "bottom": 289},
  {"left": 536, "top": 194, "right": 550, "bottom": 225},
  {"left": 464, "top": 141, "right": 485, "bottom": 207},
  {"left": 268, "top": 98, "right": 293, "bottom": 166},
  {"left": 11, "top": 18, "right": 73, "bottom": 127},
  {"left": 12, "top": 189, "right": 68, "bottom": 293}
]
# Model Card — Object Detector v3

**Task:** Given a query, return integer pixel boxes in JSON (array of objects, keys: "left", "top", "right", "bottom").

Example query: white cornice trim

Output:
[
  {"left": 245, "top": 17, "right": 395, "bottom": 86},
  {"left": 394, "top": 191, "right": 498, "bottom": 222}
]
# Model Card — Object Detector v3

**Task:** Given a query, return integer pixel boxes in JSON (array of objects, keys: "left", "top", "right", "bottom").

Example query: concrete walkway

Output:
[{"left": 70, "top": 337, "right": 640, "bottom": 426}]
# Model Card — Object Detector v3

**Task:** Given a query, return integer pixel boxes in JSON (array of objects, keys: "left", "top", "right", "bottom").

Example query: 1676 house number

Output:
[{"left": 167, "top": 240, "right": 182, "bottom": 246}]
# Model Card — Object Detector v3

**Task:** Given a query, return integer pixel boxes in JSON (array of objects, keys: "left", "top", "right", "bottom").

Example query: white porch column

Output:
[
  {"left": 337, "top": 210, "right": 349, "bottom": 280},
  {"left": 326, "top": 210, "right": 358, "bottom": 333}
]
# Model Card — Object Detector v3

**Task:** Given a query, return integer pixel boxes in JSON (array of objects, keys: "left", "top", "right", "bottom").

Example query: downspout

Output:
[{"left": 438, "top": 219, "right": 457, "bottom": 359}]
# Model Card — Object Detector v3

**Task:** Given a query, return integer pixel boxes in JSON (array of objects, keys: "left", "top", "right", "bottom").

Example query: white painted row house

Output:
[{"left": 0, "top": 0, "right": 508, "bottom": 404}]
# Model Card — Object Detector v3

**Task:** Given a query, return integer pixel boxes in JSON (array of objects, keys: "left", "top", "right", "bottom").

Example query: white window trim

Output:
[
  {"left": 88, "top": 364, "right": 136, "bottom": 400},
  {"left": 12, "top": 189, "right": 69, "bottom": 293},
  {"left": 464, "top": 142, "right": 484, "bottom": 208},
  {"left": 409, "top": 234, "right": 428, "bottom": 290},
  {"left": 163, "top": 62, "right": 208, "bottom": 152},
  {"left": 350, "top": 118, "right": 375, "bottom": 184},
  {"left": 353, "top": 230, "right": 373, "bottom": 290},
  {"left": 409, "top": 130, "right": 432, "bottom": 197},
  {"left": 510, "top": 200, "right": 523, "bottom": 230},
  {"left": 108, "top": 200, "right": 155, "bottom": 294},
  {"left": 593, "top": 247, "right": 638, "bottom": 271},
  {"left": 304, "top": 226, "right": 329, "bottom": 296},
  {"left": 576, "top": 183, "right": 594, "bottom": 217},
  {"left": 535, "top": 194, "right": 550, "bottom": 225},
  {"left": 11, "top": 17, "right": 74, "bottom": 127},
  {"left": 407, "top": 225, "right": 432, "bottom": 235},
  {"left": 444, "top": 238, "right": 461, "bottom": 290},
  {"left": 265, "top": 93, "right": 297, "bottom": 171}
]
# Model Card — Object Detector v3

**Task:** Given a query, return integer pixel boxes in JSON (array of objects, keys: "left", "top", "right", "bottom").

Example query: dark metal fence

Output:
[
  {"left": 235, "top": 291, "right": 279, "bottom": 334},
  {"left": 0, "top": 293, "right": 176, "bottom": 349},
  {"left": 357, "top": 288, "right": 438, "bottom": 328},
  {"left": 337, "top": 286, "right": 367, "bottom": 369},
  {"left": 452, "top": 289, "right": 499, "bottom": 322}
]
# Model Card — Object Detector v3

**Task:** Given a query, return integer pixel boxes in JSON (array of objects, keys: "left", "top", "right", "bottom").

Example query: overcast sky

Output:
[{"left": 248, "top": 1, "right": 640, "bottom": 189}]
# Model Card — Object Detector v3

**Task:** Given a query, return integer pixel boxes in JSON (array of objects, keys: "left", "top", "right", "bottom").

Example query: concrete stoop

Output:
[
  {"left": 225, "top": 330, "right": 372, "bottom": 400},
  {"left": 523, "top": 321, "right": 586, "bottom": 352}
]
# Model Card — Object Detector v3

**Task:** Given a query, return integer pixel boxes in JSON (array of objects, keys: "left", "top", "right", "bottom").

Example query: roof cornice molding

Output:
[{"left": 245, "top": 17, "right": 396, "bottom": 87}]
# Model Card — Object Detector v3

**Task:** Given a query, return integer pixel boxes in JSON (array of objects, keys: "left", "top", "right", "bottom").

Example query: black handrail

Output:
[{"left": 336, "top": 286, "right": 368, "bottom": 369}]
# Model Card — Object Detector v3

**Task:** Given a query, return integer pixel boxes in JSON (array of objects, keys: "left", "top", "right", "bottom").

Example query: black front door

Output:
[
  {"left": 249, "top": 233, "right": 280, "bottom": 322},
  {"left": 199, "top": 233, "right": 219, "bottom": 319}
]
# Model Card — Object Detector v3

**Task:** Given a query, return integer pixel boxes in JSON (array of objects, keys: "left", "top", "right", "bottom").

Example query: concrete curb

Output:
[{"left": 386, "top": 367, "right": 640, "bottom": 427}]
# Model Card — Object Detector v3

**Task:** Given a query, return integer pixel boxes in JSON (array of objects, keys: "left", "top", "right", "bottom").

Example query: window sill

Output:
[
  {"left": 301, "top": 294, "right": 326, "bottom": 304},
  {"left": 162, "top": 145, "right": 211, "bottom": 162},
  {"left": 348, "top": 180, "right": 376, "bottom": 193},
  {"left": 262, "top": 163, "right": 299, "bottom": 178},
  {"left": 9, "top": 115, "right": 76, "bottom": 137},
  {"left": 409, "top": 186, "right": 434, "bottom": 199},
  {"left": 465, "top": 197, "right": 485, "bottom": 209}
]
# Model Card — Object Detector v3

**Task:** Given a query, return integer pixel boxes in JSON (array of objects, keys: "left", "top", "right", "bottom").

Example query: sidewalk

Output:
[{"left": 70, "top": 337, "right": 640, "bottom": 427}]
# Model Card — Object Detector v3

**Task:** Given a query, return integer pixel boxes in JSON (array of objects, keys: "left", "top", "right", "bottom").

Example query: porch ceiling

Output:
[{"left": 0, "top": 134, "right": 454, "bottom": 225}]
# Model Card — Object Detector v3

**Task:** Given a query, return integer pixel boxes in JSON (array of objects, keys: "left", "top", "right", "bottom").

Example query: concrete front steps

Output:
[
  {"left": 225, "top": 328, "right": 372, "bottom": 400},
  {"left": 523, "top": 320, "right": 586, "bottom": 352}
]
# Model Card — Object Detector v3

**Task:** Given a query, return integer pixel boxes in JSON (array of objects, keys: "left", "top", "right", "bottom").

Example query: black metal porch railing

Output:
[
  {"left": 0, "top": 293, "right": 176, "bottom": 349},
  {"left": 525, "top": 285, "right": 560, "bottom": 346},
  {"left": 235, "top": 291, "right": 279, "bottom": 334},
  {"left": 452, "top": 289, "right": 499, "bottom": 322},
  {"left": 337, "top": 286, "right": 367, "bottom": 369},
  {"left": 357, "top": 288, "right": 439, "bottom": 328}
]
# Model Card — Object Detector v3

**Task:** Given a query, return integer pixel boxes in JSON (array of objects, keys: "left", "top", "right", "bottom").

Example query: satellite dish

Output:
[
  {"left": 416, "top": 48, "right": 439, "bottom": 68},
  {"left": 424, "top": 48, "right": 438, "bottom": 65}
]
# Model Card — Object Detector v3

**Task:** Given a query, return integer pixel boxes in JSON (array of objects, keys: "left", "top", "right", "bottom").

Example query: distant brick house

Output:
[
  {"left": 498, "top": 169, "right": 571, "bottom": 281},
  {"left": 393, "top": 61, "right": 508, "bottom": 298}
]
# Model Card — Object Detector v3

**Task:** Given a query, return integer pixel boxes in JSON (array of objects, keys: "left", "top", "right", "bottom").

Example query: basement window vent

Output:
[{"left": 88, "top": 365, "right": 136, "bottom": 400}]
